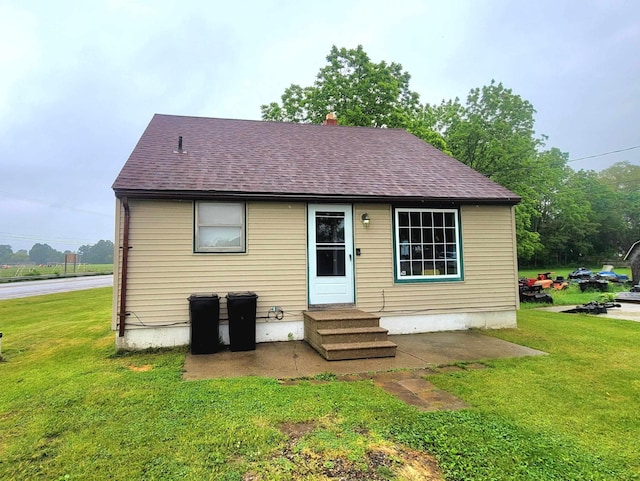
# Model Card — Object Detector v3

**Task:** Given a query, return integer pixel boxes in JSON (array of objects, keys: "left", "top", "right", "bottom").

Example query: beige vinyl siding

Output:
[
  {"left": 117, "top": 199, "right": 307, "bottom": 329},
  {"left": 354, "top": 204, "right": 518, "bottom": 315},
  {"left": 113, "top": 199, "right": 518, "bottom": 334},
  {"left": 353, "top": 204, "right": 395, "bottom": 309}
]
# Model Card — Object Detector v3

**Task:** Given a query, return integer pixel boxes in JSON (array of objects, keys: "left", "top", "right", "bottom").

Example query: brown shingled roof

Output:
[{"left": 112, "top": 114, "right": 520, "bottom": 204}]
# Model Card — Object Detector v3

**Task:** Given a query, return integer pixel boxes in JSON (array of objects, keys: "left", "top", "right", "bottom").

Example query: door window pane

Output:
[
  {"left": 316, "top": 212, "right": 345, "bottom": 243},
  {"left": 317, "top": 248, "right": 346, "bottom": 276},
  {"left": 315, "top": 211, "right": 347, "bottom": 276}
]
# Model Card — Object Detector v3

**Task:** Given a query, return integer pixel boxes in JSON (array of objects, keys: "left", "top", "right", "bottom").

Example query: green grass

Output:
[
  {"left": 0, "top": 264, "right": 113, "bottom": 279},
  {"left": 1, "top": 288, "right": 639, "bottom": 479},
  {"left": 419, "top": 311, "right": 640, "bottom": 479}
]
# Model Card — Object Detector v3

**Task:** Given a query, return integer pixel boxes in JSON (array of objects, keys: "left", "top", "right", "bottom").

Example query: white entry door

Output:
[{"left": 308, "top": 204, "right": 355, "bottom": 305}]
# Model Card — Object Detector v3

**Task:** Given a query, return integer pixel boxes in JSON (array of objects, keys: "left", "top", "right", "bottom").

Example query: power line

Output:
[
  {"left": 568, "top": 145, "right": 640, "bottom": 163},
  {"left": 0, "top": 190, "right": 112, "bottom": 218},
  {"left": 0, "top": 232, "right": 101, "bottom": 247}
]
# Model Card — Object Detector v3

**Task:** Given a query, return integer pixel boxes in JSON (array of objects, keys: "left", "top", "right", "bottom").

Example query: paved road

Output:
[{"left": 0, "top": 275, "right": 113, "bottom": 300}]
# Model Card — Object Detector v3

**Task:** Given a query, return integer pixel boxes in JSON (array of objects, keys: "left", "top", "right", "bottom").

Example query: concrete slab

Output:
[
  {"left": 183, "top": 331, "right": 545, "bottom": 381},
  {"left": 536, "top": 301, "right": 640, "bottom": 322}
]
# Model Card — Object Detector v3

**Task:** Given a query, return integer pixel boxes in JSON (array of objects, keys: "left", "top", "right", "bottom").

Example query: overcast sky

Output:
[{"left": 1, "top": 0, "right": 639, "bottom": 253}]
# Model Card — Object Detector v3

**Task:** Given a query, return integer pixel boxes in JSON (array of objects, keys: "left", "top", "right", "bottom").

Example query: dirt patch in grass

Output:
[
  {"left": 127, "top": 364, "right": 153, "bottom": 372},
  {"left": 243, "top": 421, "right": 443, "bottom": 480},
  {"left": 375, "top": 444, "right": 443, "bottom": 481},
  {"left": 279, "top": 421, "right": 316, "bottom": 440}
]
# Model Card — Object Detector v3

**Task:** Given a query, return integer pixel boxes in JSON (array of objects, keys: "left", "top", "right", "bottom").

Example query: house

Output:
[{"left": 112, "top": 113, "right": 521, "bottom": 352}]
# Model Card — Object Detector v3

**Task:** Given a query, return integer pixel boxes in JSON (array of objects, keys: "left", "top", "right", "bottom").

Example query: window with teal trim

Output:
[{"left": 395, "top": 208, "right": 461, "bottom": 280}]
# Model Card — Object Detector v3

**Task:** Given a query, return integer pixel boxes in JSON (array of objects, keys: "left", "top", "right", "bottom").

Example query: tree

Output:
[
  {"left": 78, "top": 240, "right": 114, "bottom": 264},
  {"left": 433, "top": 81, "right": 550, "bottom": 261},
  {"left": 0, "top": 245, "right": 13, "bottom": 264},
  {"left": 597, "top": 161, "right": 640, "bottom": 192},
  {"left": 533, "top": 167, "right": 599, "bottom": 264},
  {"left": 261, "top": 45, "right": 446, "bottom": 148},
  {"left": 29, "top": 243, "right": 62, "bottom": 264},
  {"left": 597, "top": 162, "right": 640, "bottom": 254},
  {"left": 11, "top": 250, "right": 29, "bottom": 264}
]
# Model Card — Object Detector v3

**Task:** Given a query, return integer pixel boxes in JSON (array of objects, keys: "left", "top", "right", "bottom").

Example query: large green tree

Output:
[
  {"left": 261, "top": 45, "right": 446, "bottom": 149},
  {"left": 261, "top": 45, "right": 419, "bottom": 127},
  {"left": 433, "top": 81, "right": 551, "bottom": 260}
]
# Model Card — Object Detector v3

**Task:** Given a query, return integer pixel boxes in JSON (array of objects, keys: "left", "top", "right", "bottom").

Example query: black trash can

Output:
[
  {"left": 188, "top": 293, "right": 220, "bottom": 354},
  {"left": 226, "top": 291, "right": 258, "bottom": 351}
]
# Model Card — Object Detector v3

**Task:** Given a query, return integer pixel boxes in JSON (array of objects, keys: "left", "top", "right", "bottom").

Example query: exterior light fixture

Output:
[{"left": 361, "top": 213, "right": 370, "bottom": 227}]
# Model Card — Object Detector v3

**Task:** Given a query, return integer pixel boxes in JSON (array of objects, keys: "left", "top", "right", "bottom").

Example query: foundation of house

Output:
[{"left": 115, "top": 309, "right": 518, "bottom": 351}]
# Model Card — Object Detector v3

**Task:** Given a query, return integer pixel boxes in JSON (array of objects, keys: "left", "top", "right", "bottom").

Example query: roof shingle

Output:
[{"left": 112, "top": 114, "right": 520, "bottom": 204}]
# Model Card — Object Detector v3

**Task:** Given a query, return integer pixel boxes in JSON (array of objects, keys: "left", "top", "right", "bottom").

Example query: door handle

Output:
[{"left": 349, "top": 254, "right": 352, "bottom": 261}]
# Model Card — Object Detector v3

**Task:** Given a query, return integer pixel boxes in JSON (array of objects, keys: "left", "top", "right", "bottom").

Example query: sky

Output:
[{"left": 1, "top": 0, "right": 639, "bottom": 253}]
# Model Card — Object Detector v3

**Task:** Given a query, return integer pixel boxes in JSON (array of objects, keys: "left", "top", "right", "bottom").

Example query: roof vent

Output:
[
  {"left": 322, "top": 113, "right": 338, "bottom": 126},
  {"left": 174, "top": 135, "right": 187, "bottom": 154}
]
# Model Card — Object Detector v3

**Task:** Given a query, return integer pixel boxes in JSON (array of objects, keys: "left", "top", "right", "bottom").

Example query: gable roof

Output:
[{"left": 113, "top": 114, "right": 520, "bottom": 204}]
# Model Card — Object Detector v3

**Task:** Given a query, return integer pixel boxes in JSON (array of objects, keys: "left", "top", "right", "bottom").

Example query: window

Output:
[
  {"left": 315, "top": 211, "right": 346, "bottom": 276},
  {"left": 195, "top": 202, "right": 245, "bottom": 252},
  {"left": 395, "top": 208, "right": 461, "bottom": 281}
]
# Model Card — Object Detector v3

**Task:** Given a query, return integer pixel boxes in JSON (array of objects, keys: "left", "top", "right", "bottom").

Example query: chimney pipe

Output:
[
  {"left": 322, "top": 113, "right": 338, "bottom": 126},
  {"left": 174, "top": 136, "right": 186, "bottom": 154}
]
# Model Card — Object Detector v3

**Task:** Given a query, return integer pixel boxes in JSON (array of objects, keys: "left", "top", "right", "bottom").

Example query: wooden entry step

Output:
[{"left": 303, "top": 309, "right": 397, "bottom": 361}]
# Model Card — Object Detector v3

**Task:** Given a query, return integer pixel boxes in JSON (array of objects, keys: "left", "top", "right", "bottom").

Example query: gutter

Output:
[
  {"left": 113, "top": 190, "right": 521, "bottom": 206},
  {"left": 118, "top": 197, "right": 130, "bottom": 337}
]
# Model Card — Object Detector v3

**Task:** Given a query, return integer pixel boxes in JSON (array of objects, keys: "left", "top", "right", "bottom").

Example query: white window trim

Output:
[
  {"left": 195, "top": 201, "right": 246, "bottom": 253},
  {"left": 394, "top": 207, "right": 462, "bottom": 281}
]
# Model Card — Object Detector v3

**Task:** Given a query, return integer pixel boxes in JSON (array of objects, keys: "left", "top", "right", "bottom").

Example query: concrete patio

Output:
[{"left": 183, "top": 330, "right": 545, "bottom": 381}]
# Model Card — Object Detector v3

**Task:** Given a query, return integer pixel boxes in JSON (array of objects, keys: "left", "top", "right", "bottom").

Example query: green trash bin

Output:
[
  {"left": 226, "top": 291, "right": 258, "bottom": 351},
  {"left": 188, "top": 293, "right": 220, "bottom": 354}
]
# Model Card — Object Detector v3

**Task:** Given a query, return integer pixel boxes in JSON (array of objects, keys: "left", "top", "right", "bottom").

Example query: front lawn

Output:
[{"left": 0, "top": 288, "right": 639, "bottom": 480}]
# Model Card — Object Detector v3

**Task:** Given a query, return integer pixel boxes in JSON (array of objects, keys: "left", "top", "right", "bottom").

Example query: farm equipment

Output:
[
  {"left": 551, "top": 276, "right": 569, "bottom": 290},
  {"left": 563, "top": 301, "right": 621, "bottom": 314},
  {"left": 568, "top": 267, "right": 592, "bottom": 280},
  {"left": 578, "top": 278, "right": 609, "bottom": 292},
  {"left": 569, "top": 265, "right": 629, "bottom": 292},
  {"left": 534, "top": 272, "right": 554, "bottom": 289},
  {"left": 521, "top": 272, "right": 568, "bottom": 290},
  {"left": 596, "top": 268, "right": 630, "bottom": 283},
  {"left": 518, "top": 279, "right": 553, "bottom": 303}
]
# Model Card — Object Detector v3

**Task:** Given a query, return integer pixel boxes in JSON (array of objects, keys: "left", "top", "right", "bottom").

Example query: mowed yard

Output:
[{"left": 1, "top": 287, "right": 639, "bottom": 480}]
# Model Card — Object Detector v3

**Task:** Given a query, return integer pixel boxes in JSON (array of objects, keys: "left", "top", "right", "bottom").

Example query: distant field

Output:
[{"left": 0, "top": 264, "right": 113, "bottom": 279}]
